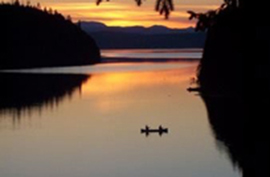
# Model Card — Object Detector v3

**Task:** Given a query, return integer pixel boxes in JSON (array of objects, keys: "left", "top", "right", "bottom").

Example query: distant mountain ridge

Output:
[
  {"left": 80, "top": 21, "right": 206, "bottom": 49},
  {"left": 80, "top": 21, "right": 195, "bottom": 35}
]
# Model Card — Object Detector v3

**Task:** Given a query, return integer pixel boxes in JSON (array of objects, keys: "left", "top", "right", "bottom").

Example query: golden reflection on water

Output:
[
  {"left": 82, "top": 66, "right": 197, "bottom": 95},
  {"left": 0, "top": 63, "right": 241, "bottom": 177},
  {"left": 81, "top": 65, "right": 198, "bottom": 113}
]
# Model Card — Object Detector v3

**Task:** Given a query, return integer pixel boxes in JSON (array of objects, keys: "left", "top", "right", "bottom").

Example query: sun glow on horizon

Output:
[
  {"left": 2, "top": 0, "right": 221, "bottom": 28},
  {"left": 39, "top": 2, "right": 219, "bottom": 28}
]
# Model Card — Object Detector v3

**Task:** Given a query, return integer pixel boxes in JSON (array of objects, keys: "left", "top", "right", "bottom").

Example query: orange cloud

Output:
[{"left": 40, "top": 2, "right": 219, "bottom": 28}]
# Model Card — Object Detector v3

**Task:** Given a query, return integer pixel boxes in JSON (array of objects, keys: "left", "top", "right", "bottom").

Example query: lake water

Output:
[
  {"left": 0, "top": 50, "right": 241, "bottom": 177},
  {"left": 101, "top": 49, "right": 203, "bottom": 59}
]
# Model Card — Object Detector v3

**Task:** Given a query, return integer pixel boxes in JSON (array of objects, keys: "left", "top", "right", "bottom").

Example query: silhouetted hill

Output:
[
  {"left": 195, "top": 5, "right": 269, "bottom": 177},
  {"left": 81, "top": 21, "right": 195, "bottom": 34},
  {"left": 80, "top": 21, "right": 206, "bottom": 49},
  {"left": 197, "top": 8, "right": 243, "bottom": 95},
  {"left": 0, "top": 3, "right": 100, "bottom": 69}
]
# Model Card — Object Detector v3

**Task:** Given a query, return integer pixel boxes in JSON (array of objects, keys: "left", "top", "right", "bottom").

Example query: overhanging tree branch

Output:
[{"left": 96, "top": 0, "right": 242, "bottom": 30}]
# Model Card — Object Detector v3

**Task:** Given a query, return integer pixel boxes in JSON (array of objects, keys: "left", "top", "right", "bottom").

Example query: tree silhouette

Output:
[
  {"left": 0, "top": 2, "right": 101, "bottom": 69},
  {"left": 36, "top": 2, "right": 41, "bottom": 9},
  {"left": 66, "top": 15, "right": 72, "bottom": 21},
  {"left": 97, "top": 0, "right": 243, "bottom": 30},
  {"left": 14, "top": 0, "right": 20, "bottom": 6}
]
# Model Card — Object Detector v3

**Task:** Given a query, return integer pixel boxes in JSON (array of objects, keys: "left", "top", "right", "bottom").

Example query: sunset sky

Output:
[{"left": 11, "top": 0, "right": 222, "bottom": 28}]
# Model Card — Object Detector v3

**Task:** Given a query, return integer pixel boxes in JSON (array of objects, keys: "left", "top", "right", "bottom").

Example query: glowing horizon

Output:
[
  {"left": 37, "top": 1, "right": 220, "bottom": 28},
  {"left": 3, "top": 0, "right": 221, "bottom": 28}
]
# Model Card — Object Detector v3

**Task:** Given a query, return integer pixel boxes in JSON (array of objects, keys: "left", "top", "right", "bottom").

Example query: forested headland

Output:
[{"left": 0, "top": 1, "right": 100, "bottom": 69}]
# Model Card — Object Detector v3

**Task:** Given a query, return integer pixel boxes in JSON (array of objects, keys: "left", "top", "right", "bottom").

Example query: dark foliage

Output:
[
  {"left": 196, "top": 7, "right": 244, "bottom": 95},
  {"left": 195, "top": 0, "right": 269, "bottom": 176},
  {"left": 187, "top": 0, "right": 242, "bottom": 31},
  {"left": 96, "top": 0, "right": 242, "bottom": 24},
  {"left": 0, "top": 2, "right": 101, "bottom": 69},
  {"left": 97, "top": 0, "right": 174, "bottom": 19},
  {"left": 155, "top": 0, "right": 174, "bottom": 19}
]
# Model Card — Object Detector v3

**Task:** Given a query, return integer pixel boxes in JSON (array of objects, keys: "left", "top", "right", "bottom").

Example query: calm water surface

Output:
[
  {"left": 0, "top": 60, "right": 240, "bottom": 176},
  {"left": 101, "top": 49, "right": 202, "bottom": 59}
]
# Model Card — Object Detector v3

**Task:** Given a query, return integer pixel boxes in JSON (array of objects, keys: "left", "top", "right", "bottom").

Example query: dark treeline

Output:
[
  {"left": 0, "top": 1, "right": 100, "bottom": 69},
  {"left": 197, "top": 7, "right": 243, "bottom": 95},
  {"left": 0, "top": 73, "right": 89, "bottom": 118},
  {"left": 195, "top": 0, "right": 269, "bottom": 96},
  {"left": 194, "top": 0, "right": 269, "bottom": 176}
]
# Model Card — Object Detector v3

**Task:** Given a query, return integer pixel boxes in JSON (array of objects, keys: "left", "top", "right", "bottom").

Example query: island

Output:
[{"left": 0, "top": 2, "right": 101, "bottom": 69}]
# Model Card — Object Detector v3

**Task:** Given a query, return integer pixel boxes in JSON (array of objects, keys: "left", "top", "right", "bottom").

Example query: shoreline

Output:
[{"left": 0, "top": 57, "right": 200, "bottom": 71}]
